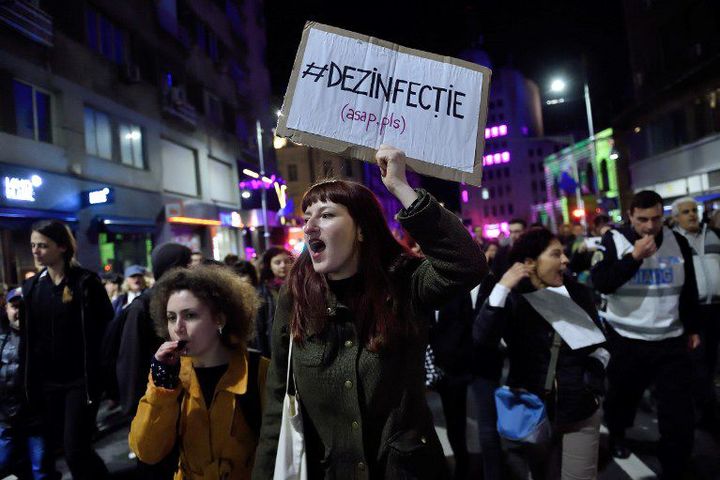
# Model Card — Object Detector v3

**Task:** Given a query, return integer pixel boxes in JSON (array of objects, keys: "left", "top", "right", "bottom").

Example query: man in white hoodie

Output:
[{"left": 672, "top": 196, "right": 720, "bottom": 432}]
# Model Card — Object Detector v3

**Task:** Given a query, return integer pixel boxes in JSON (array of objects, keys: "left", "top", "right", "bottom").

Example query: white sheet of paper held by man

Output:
[
  {"left": 522, "top": 286, "right": 606, "bottom": 350},
  {"left": 276, "top": 22, "right": 491, "bottom": 187}
]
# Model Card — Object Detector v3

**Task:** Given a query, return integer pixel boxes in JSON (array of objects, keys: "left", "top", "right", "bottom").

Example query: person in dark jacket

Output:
[
  {"left": 0, "top": 287, "right": 56, "bottom": 479},
  {"left": 671, "top": 196, "right": 720, "bottom": 432},
  {"left": 22, "top": 220, "right": 114, "bottom": 479},
  {"left": 115, "top": 243, "right": 192, "bottom": 480},
  {"left": 253, "top": 247, "right": 293, "bottom": 357},
  {"left": 430, "top": 293, "right": 474, "bottom": 479},
  {"left": 111, "top": 265, "right": 148, "bottom": 317},
  {"left": 591, "top": 191, "right": 700, "bottom": 479},
  {"left": 252, "top": 146, "right": 487, "bottom": 479},
  {"left": 475, "top": 227, "right": 608, "bottom": 480}
]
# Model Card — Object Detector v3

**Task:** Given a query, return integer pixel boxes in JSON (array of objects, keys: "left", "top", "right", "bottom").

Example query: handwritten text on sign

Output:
[{"left": 285, "top": 29, "right": 485, "bottom": 173}]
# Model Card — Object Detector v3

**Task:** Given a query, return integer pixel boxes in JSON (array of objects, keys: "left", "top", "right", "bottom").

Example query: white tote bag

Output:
[{"left": 273, "top": 338, "right": 308, "bottom": 480}]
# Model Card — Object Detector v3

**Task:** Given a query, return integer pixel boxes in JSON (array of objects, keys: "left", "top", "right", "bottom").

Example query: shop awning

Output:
[
  {"left": 97, "top": 215, "right": 157, "bottom": 234},
  {"left": 0, "top": 207, "right": 77, "bottom": 229}
]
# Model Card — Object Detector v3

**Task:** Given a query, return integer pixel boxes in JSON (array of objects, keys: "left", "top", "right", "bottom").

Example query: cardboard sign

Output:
[{"left": 276, "top": 22, "right": 491, "bottom": 186}]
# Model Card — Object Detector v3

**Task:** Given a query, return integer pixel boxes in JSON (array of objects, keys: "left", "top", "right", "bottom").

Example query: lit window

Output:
[
  {"left": 84, "top": 107, "right": 112, "bottom": 159},
  {"left": 13, "top": 80, "right": 52, "bottom": 143},
  {"left": 119, "top": 122, "right": 144, "bottom": 168}
]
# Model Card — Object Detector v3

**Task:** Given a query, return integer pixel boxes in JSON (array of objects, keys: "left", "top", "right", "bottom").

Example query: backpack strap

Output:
[{"left": 236, "top": 349, "right": 262, "bottom": 439}]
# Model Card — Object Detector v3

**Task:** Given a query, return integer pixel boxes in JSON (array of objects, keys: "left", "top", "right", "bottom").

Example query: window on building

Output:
[
  {"left": 161, "top": 139, "right": 199, "bottom": 196},
  {"left": 498, "top": 186, "right": 504, "bottom": 198},
  {"left": 288, "top": 164, "right": 298, "bottom": 182},
  {"left": 600, "top": 159, "right": 609, "bottom": 192},
  {"left": 506, "top": 185, "right": 511, "bottom": 193},
  {"left": 536, "top": 147, "right": 543, "bottom": 156},
  {"left": 84, "top": 107, "right": 112, "bottom": 159},
  {"left": 497, "top": 99, "right": 504, "bottom": 107},
  {"left": 484, "top": 206, "right": 489, "bottom": 216},
  {"left": 528, "top": 148, "right": 534, "bottom": 157},
  {"left": 489, "top": 101, "right": 495, "bottom": 109},
  {"left": 118, "top": 122, "right": 144, "bottom": 168},
  {"left": 499, "top": 113, "right": 505, "bottom": 120},
  {"left": 508, "top": 204, "right": 514, "bottom": 214},
  {"left": 531, "top": 180, "right": 537, "bottom": 192},
  {"left": 13, "top": 80, "right": 52, "bottom": 143},
  {"left": 204, "top": 91, "right": 224, "bottom": 126},
  {"left": 530, "top": 163, "right": 536, "bottom": 174},
  {"left": 85, "top": 6, "right": 129, "bottom": 65},
  {"left": 504, "top": 168, "right": 510, "bottom": 178},
  {"left": 492, "top": 205, "right": 497, "bottom": 216},
  {"left": 488, "top": 170, "right": 494, "bottom": 180},
  {"left": 500, "top": 205, "right": 505, "bottom": 215},
  {"left": 489, "top": 186, "right": 495, "bottom": 198},
  {"left": 538, "top": 161, "right": 544, "bottom": 172}
]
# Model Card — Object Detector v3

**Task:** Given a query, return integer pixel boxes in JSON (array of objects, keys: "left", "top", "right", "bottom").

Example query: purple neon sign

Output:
[
  {"left": 484, "top": 124, "right": 508, "bottom": 139},
  {"left": 482, "top": 151, "right": 511, "bottom": 167}
]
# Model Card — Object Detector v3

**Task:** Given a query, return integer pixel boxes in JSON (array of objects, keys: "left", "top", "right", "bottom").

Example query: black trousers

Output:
[
  {"left": 436, "top": 379, "right": 469, "bottom": 479},
  {"left": 42, "top": 381, "right": 108, "bottom": 480},
  {"left": 692, "top": 303, "right": 720, "bottom": 421},
  {"left": 604, "top": 327, "right": 694, "bottom": 479}
]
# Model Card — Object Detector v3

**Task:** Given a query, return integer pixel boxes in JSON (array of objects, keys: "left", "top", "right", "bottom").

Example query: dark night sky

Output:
[{"left": 263, "top": 0, "right": 634, "bottom": 137}]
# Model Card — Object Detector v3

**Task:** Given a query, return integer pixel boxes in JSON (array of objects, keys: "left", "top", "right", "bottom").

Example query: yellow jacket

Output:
[{"left": 129, "top": 349, "right": 269, "bottom": 480}]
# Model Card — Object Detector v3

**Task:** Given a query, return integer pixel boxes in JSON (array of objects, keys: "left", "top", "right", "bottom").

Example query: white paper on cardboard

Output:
[{"left": 277, "top": 23, "right": 491, "bottom": 186}]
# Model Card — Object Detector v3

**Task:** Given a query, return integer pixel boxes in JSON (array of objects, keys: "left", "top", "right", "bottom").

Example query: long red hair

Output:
[{"left": 288, "top": 179, "right": 417, "bottom": 351}]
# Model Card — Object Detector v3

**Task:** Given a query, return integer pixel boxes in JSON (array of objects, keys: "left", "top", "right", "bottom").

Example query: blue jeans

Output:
[{"left": 0, "top": 423, "right": 54, "bottom": 479}]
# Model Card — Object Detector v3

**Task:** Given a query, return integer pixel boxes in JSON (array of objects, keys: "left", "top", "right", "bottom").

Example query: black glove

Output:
[{"left": 150, "top": 357, "right": 180, "bottom": 389}]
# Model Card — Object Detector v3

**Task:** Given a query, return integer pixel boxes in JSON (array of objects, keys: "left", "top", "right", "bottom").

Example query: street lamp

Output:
[{"left": 547, "top": 72, "right": 596, "bottom": 229}]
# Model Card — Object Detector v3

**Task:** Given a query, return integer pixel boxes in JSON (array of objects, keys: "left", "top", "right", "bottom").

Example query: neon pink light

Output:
[
  {"left": 484, "top": 124, "right": 508, "bottom": 139},
  {"left": 238, "top": 174, "right": 279, "bottom": 191},
  {"left": 461, "top": 190, "right": 469, "bottom": 203},
  {"left": 482, "top": 222, "right": 510, "bottom": 239},
  {"left": 482, "top": 151, "right": 511, "bottom": 167}
]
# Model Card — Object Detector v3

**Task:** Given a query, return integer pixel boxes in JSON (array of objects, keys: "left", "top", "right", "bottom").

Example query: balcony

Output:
[
  {"left": 0, "top": 0, "right": 53, "bottom": 47},
  {"left": 161, "top": 87, "right": 198, "bottom": 128}
]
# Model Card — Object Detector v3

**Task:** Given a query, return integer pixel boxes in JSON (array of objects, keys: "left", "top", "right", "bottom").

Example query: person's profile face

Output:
[
  {"left": 269, "top": 253, "right": 293, "bottom": 279},
  {"left": 629, "top": 204, "right": 664, "bottom": 237},
  {"left": 166, "top": 289, "right": 222, "bottom": 359},
  {"left": 303, "top": 200, "right": 361, "bottom": 280},
  {"left": 5, "top": 300, "right": 21, "bottom": 330},
  {"left": 674, "top": 201, "right": 699, "bottom": 233},
  {"left": 127, "top": 274, "right": 146, "bottom": 292},
  {"left": 508, "top": 223, "right": 525, "bottom": 243},
  {"left": 529, "top": 239, "right": 568, "bottom": 288},
  {"left": 30, "top": 231, "right": 66, "bottom": 268},
  {"left": 190, "top": 253, "right": 204, "bottom": 266}
]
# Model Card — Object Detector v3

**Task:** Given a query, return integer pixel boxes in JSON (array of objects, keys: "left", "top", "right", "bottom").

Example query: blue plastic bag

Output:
[{"left": 494, "top": 386, "right": 552, "bottom": 444}]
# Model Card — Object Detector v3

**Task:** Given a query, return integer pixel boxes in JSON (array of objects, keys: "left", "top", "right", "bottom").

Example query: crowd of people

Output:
[{"left": 0, "top": 145, "right": 717, "bottom": 480}]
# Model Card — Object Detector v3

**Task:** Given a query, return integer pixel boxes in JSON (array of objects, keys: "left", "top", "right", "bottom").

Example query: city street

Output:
[{"left": 2, "top": 386, "right": 716, "bottom": 480}]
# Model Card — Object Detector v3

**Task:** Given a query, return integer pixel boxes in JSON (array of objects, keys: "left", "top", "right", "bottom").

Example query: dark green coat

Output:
[{"left": 252, "top": 191, "right": 487, "bottom": 480}]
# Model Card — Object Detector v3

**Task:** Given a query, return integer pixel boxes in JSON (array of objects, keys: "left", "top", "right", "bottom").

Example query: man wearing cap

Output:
[
  {"left": 0, "top": 288, "right": 55, "bottom": 478},
  {"left": 111, "top": 265, "right": 147, "bottom": 317},
  {"left": 672, "top": 196, "right": 720, "bottom": 432}
]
